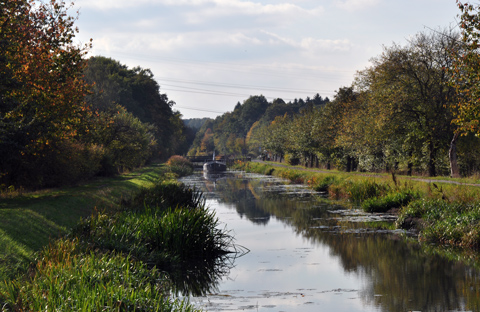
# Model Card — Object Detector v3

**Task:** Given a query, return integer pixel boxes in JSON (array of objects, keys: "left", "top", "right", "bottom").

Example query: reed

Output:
[{"left": 123, "top": 181, "right": 205, "bottom": 213}]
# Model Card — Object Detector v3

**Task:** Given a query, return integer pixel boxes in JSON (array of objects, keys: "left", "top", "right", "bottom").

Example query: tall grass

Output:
[
  {"left": 361, "top": 190, "right": 420, "bottom": 213},
  {"left": 0, "top": 240, "right": 197, "bottom": 312},
  {"left": 123, "top": 181, "right": 205, "bottom": 213}
]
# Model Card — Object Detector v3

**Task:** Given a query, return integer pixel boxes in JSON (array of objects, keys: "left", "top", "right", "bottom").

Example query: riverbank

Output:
[
  {"left": 0, "top": 159, "right": 232, "bottom": 311},
  {"left": 234, "top": 161, "right": 480, "bottom": 252}
]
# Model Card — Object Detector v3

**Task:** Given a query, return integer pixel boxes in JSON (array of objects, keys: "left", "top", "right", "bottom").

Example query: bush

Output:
[
  {"left": 99, "top": 108, "right": 157, "bottom": 174},
  {"left": 166, "top": 155, "right": 194, "bottom": 176},
  {"left": 284, "top": 153, "right": 300, "bottom": 166}
]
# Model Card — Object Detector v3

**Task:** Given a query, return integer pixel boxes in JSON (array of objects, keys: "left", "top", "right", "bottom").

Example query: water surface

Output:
[{"left": 180, "top": 171, "right": 480, "bottom": 312}]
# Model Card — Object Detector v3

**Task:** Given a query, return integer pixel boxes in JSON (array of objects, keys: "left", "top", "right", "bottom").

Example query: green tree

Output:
[
  {"left": 83, "top": 56, "right": 184, "bottom": 158},
  {"left": 353, "top": 30, "right": 460, "bottom": 176}
]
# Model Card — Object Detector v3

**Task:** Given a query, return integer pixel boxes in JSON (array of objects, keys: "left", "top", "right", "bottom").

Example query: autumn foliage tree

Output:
[
  {"left": 451, "top": 1, "right": 480, "bottom": 135},
  {"left": 1, "top": 0, "right": 92, "bottom": 188}
]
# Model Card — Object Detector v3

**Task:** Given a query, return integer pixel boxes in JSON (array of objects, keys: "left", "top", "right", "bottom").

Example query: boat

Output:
[{"left": 203, "top": 152, "right": 227, "bottom": 173}]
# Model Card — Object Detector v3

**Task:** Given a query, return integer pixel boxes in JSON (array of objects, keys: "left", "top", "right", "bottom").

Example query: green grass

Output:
[
  {"left": 0, "top": 164, "right": 169, "bottom": 281},
  {"left": 0, "top": 240, "right": 198, "bottom": 312}
]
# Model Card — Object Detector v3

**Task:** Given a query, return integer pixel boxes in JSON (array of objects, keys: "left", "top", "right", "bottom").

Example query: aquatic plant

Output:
[
  {"left": 342, "top": 179, "right": 390, "bottom": 203},
  {"left": 0, "top": 178, "right": 234, "bottom": 310},
  {"left": 308, "top": 175, "right": 336, "bottom": 192},
  {"left": 71, "top": 181, "right": 236, "bottom": 294}
]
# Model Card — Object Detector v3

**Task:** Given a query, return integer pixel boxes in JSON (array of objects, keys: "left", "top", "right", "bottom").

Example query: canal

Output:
[{"left": 180, "top": 171, "right": 480, "bottom": 312}]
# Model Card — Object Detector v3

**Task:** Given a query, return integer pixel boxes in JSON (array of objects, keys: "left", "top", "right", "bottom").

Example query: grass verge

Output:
[{"left": 0, "top": 164, "right": 170, "bottom": 281}]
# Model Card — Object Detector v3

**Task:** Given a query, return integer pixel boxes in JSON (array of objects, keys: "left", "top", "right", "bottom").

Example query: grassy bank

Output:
[
  {"left": 234, "top": 161, "right": 480, "bottom": 251},
  {"left": 0, "top": 164, "right": 170, "bottom": 281},
  {"left": 0, "top": 157, "right": 232, "bottom": 311}
]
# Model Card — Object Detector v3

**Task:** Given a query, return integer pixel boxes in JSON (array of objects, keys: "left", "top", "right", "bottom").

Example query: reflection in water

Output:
[
  {"left": 180, "top": 171, "right": 480, "bottom": 311},
  {"left": 169, "top": 252, "right": 234, "bottom": 296}
]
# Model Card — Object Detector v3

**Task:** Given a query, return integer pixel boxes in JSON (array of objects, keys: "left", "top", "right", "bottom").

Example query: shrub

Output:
[
  {"left": 284, "top": 153, "right": 300, "bottom": 166},
  {"left": 166, "top": 155, "right": 194, "bottom": 176}
]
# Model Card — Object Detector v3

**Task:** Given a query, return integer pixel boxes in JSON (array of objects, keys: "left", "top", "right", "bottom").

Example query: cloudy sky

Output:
[{"left": 72, "top": 0, "right": 460, "bottom": 119}]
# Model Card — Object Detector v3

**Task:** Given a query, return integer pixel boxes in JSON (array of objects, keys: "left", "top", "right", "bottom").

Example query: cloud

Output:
[
  {"left": 334, "top": 0, "right": 381, "bottom": 11},
  {"left": 261, "top": 31, "right": 353, "bottom": 53},
  {"left": 77, "top": 0, "right": 323, "bottom": 22}
]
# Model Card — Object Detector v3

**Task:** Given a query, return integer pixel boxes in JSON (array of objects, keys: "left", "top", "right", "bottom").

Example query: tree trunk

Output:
[
  {"left": 346, "top": 156, "right": 352, "bottom": 172},
  {"left": 449, "top": 132, "right": 461, "bottom": 178},
  {"left": 428, "top": 141, "right": 436, "bottom": 177}
]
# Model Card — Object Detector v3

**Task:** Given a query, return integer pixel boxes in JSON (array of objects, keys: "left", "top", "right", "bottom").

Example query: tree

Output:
[
  {"left": 451, "top": 1, "right": 480, "bottom": 135},
  {"left": 83, "top": 56, "right": 185, "bottom": 158},
  {"left": 353, "top": 30, "right": 460, "bottom": 176},
  {"left": 1, "top": 0, "right": 92, "bottom": 187}
]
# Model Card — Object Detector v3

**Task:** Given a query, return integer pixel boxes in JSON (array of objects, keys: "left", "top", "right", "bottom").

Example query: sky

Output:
[{"left": 72, "top": 0, "right": 460, "bottom": 119}]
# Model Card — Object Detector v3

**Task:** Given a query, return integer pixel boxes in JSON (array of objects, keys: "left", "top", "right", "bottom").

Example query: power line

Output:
[
  {"left": 156, "top": 77, "right": 332, "bottom": 95},
  {"left": 174, "top": 105, "right": 226, "bottom": 114}
]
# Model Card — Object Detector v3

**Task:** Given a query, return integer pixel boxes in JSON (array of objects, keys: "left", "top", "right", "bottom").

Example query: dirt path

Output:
[{"left": 252, "top": 160, "right": 480, "bottom": 187}]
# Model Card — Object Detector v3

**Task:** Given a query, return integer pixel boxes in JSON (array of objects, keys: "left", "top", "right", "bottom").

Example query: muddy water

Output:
[{"left": 180, "top": 171, "right": 480, "bottom": 312}]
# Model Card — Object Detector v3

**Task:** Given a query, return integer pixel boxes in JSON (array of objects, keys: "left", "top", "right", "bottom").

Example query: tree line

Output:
[
  {"left": 187, "top": 94, "right": 328, "bottom": 157},
  {"left": 0, "top": 1, "right": 190, "bottom": 189},
  {"left": 190, "top": 19, "right": 480, "bottom": 177}
]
